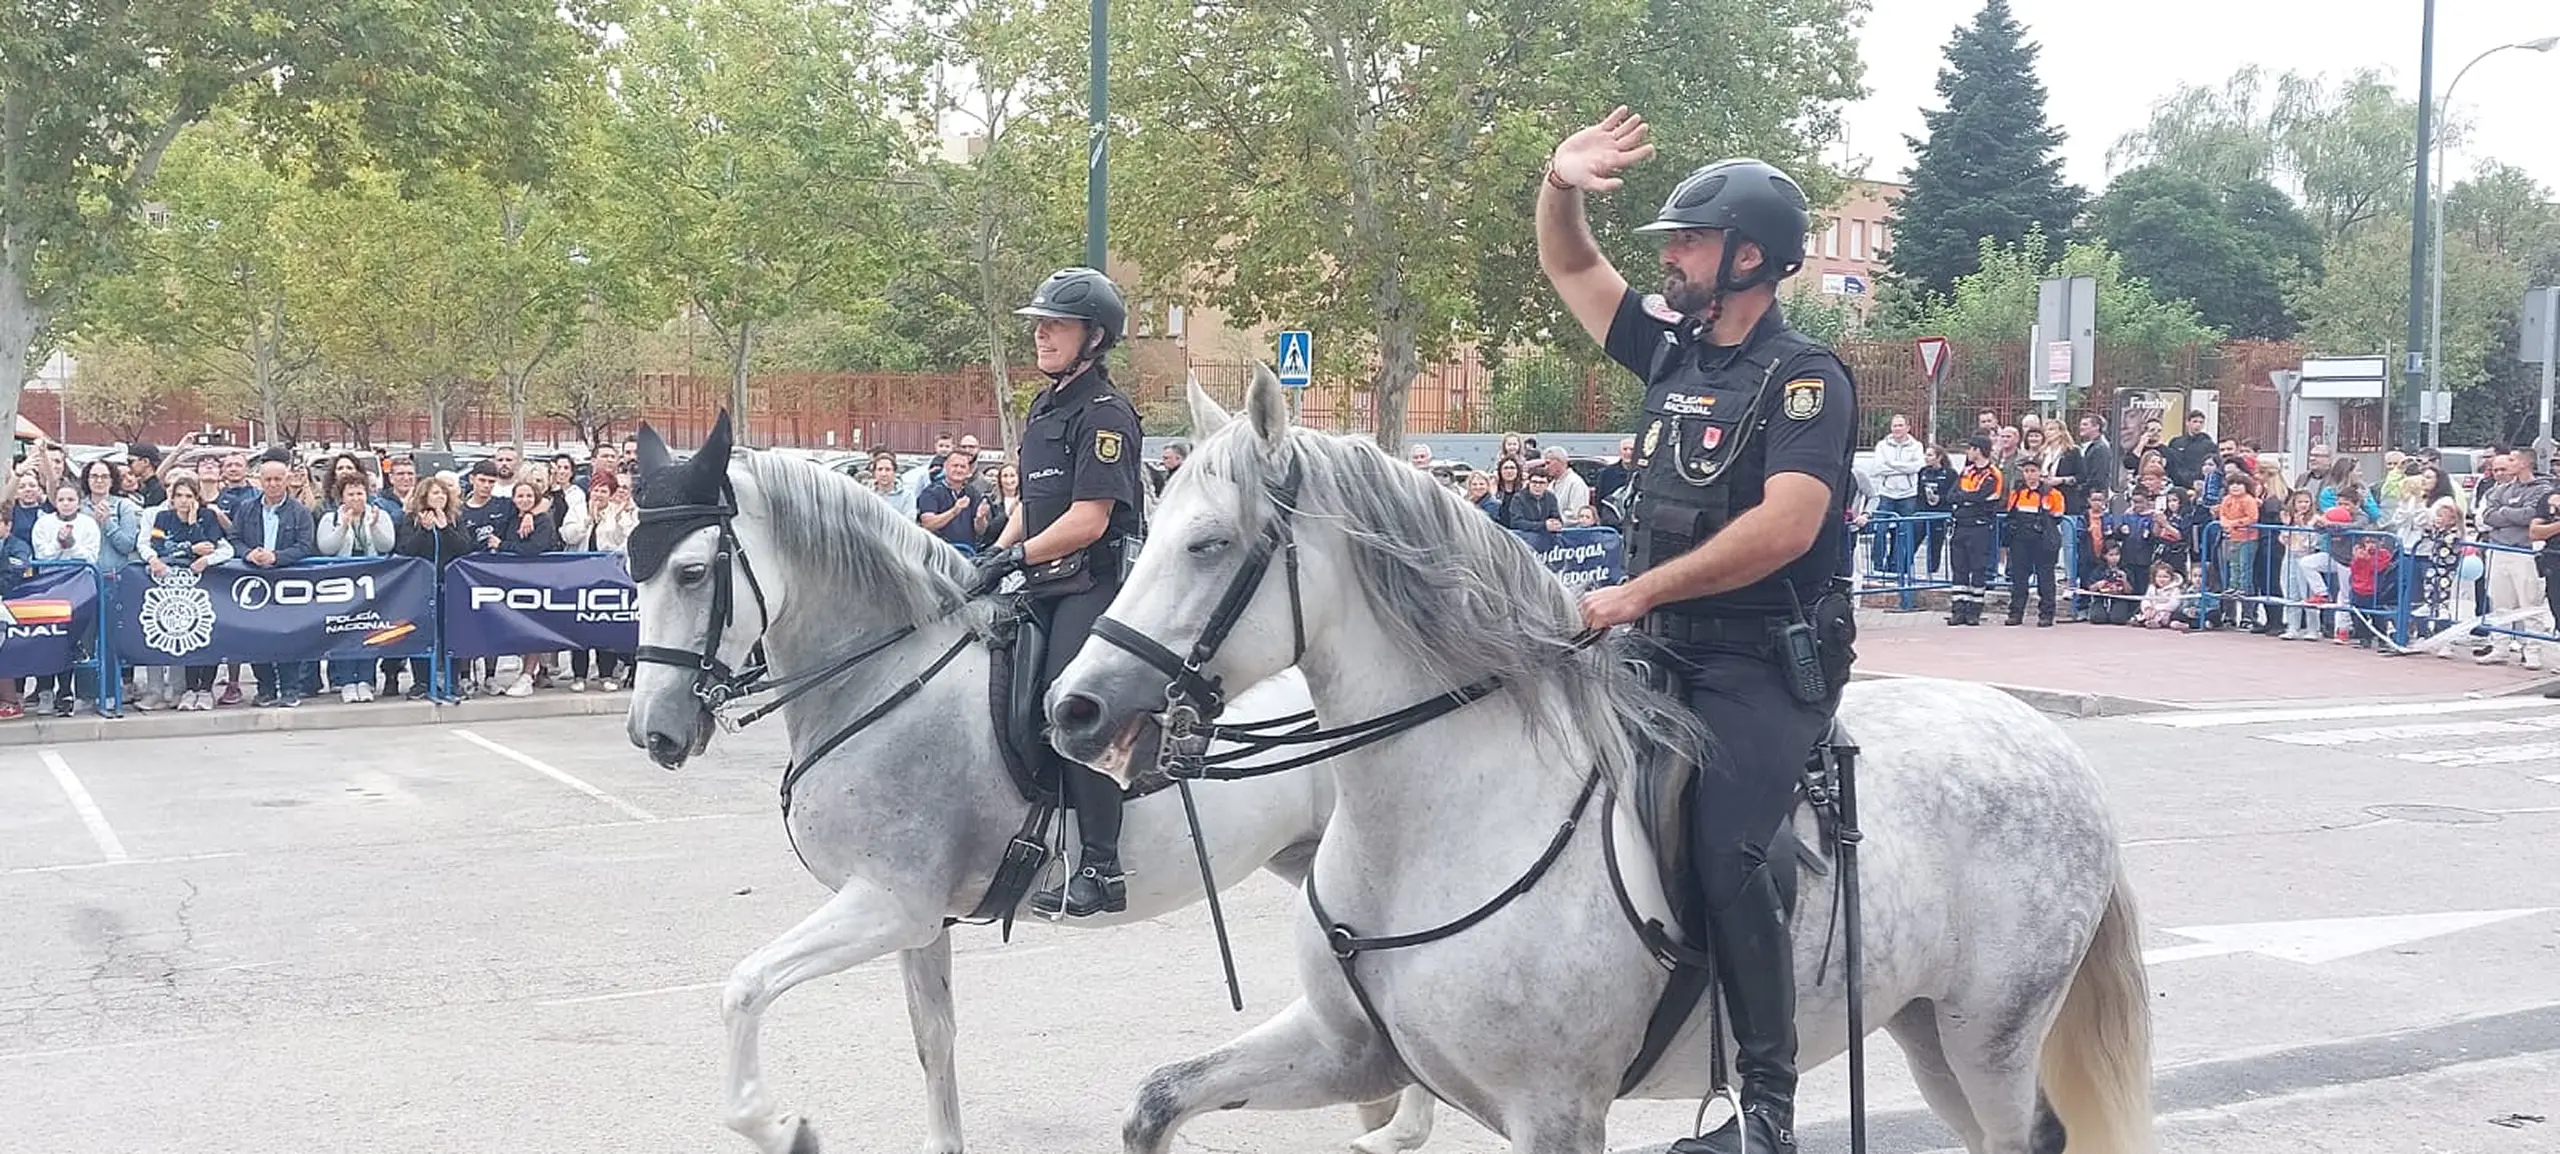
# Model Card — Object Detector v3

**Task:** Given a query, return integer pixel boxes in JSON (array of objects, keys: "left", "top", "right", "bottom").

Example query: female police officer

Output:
[
  {"left": 1536, "top": 108, "right": 1859, "bottom": 1154},
  {"left": 973, "top": 266, "right": 1148, "bottom": 918}
]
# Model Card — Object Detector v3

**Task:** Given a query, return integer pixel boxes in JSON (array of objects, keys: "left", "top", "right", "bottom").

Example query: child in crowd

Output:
[
  {"left": 2135, "top": 561, "right": 2191, "bottom": 631},
  {"left": 2345, "top": 535, "right": 2392, "bottom": 648},
  {"left": 2213, "top": 468, "right": 2259, "bottom": 629},
  {"left": 2277, "top": 490, "right": 2324, "bottom": 640},
  {"left": 2085, "top": 543, "right": 2136, "bottom": 625}
]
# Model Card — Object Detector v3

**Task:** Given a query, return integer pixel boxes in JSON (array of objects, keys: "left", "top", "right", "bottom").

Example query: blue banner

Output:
[
  {"left": 442, "top": 552, "right": 638, "bottom": 659},
  {"left": 113, "top": 557, "right": 436, "bottom": 665},
  {"left": 1511, "top": 527, "right": 1626, "bottom": 593},
  {"left": 0, "top": 564, "right": 101, "bottom": 678}
]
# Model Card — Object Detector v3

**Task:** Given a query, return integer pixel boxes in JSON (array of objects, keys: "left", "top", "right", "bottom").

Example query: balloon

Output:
[{"left": 2458, "top": 553, "right": 2485, "bottom": 582}]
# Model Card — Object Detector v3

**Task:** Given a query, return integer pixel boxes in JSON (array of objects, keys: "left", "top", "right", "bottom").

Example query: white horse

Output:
[
  {"left": 622, "top": 413, "right": 1436, "bottom": 1154},
  {"left": 1043, "top": 368, "right": 2156, "bottom": 1154}
]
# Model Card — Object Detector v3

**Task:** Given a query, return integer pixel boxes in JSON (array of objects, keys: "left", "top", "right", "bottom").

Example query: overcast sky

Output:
[{"left": 1836, "top": 0, "right": 2560, "bottom": 197}]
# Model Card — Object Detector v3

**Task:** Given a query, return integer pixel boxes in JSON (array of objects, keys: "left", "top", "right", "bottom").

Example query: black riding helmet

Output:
[
  {"left": 1634, "top": 159, "right": 1811, "bottom": 294},
  {"left": 1013, "top": 267, "right": 1128, "bottom": 357}
]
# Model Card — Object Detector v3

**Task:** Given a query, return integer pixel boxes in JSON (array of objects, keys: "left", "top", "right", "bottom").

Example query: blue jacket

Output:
[
  {"left": 229, "top": 496, "right": 316, "bottom": 565},
  {"left": 151, "top": 508, "right": 235, "bottom": 566}
]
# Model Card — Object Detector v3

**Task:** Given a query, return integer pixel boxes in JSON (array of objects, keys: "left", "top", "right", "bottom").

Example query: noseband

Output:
[
  {"left": 1088, "top": 457, "right": 1307, "bottom": 754},
  {"left": 633, "top": 478, "right": 774, "bottom": 713}
]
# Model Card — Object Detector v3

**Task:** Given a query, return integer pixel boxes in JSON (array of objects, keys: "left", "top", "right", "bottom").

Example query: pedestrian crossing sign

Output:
[{"left": 1276, "top": 330, "right": 1313, "bottom": 389}]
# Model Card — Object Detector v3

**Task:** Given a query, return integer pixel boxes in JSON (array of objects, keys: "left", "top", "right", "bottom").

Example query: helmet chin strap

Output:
[{"left": 1044, "top": 326, "right": 1107, "bottom": 383}]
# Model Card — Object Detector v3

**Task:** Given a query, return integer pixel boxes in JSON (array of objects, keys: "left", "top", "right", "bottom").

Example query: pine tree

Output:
[{"left": 1887, "top": 0, "right": 2084, "bottom": 295}]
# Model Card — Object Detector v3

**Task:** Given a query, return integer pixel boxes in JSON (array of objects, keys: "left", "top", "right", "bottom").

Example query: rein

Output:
[
  {"left": 1088, "top": 451, "right": 1604, "bottom": 780},
  {"left": 632, "top": 484, "right": 975, "bottom": 814}
]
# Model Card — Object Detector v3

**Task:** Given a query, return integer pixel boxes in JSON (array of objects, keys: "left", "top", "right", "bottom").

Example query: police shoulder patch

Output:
[
  {"left": 1093, "top": 429, "right": 1124, "bottom": 463},
  {"left": 1640, "top": 293, "right": 1684, "bottom": 324},
  {"left": 1782, "top": 377, "right": 1825, "bottom": 420}
]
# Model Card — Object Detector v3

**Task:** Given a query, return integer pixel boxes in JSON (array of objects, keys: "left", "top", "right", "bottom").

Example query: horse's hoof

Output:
[{"left": 787, "top": 1118, "right": 822, "bottom": 1154}]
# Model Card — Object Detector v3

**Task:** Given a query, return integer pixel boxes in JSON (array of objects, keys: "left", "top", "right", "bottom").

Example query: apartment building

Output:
[{"left": 1797, "top": 179, "right": 1904, "bottom": 316}]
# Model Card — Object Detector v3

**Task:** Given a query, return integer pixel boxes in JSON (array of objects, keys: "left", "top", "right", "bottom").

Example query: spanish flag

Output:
[{"left": 3, "top": 599, "right": 74, "bottom": 625}]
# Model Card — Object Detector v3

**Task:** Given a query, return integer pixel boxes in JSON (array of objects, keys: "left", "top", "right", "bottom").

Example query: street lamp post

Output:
[
  {"left": 1085, "top": 0, "right": 1108, "bottom": 270},
  {"left": 2403, "top": 0, "right": 2436, "bottom": 449},
  {"left": 2429, "top": 34, "right": 2558, "bottom": 452}
]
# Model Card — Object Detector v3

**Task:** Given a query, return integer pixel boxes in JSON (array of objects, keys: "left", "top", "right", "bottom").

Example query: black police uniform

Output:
[
  {"left": 1013, "top": 360, "right": 1145, "bottom": 905},
  {"left": 1609, "top": 290, "right": 1857, "bottom": 1153}
]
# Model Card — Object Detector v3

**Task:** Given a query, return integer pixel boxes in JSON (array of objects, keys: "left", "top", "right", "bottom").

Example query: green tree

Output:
[
  {"left": 72, "top": 116, "right": 318, "bottom": 440},
  {"left": 1898, "top": 227, "right": 2220, "bottom": 353},
  {"left": 538, "top": 310, "right": 646, "bottom": 447},
  {"left": 1885, "top": 0, "right": 2084, "bottom": 295},
  {"left": 67, "top": 339, "right": 191, "bottom": 443},
  {"left": 1106, "top": 0, "right": 1865, "bottom": 451},
  {"left": 0, "top": 0, "right": 601, "bottom": 452},
  {"left": 2446, "top": 162, "right": 2558, "bottom": 261},
  {"left": 2087, "top": 166, "right": 2319, "bottom": 338},
  {"left": 881, "top": 0, "right": 1088, "bottom": 448},
  {"left": 2287, "top": 221, "right": 2525, "bottom": 407},
  {"left": 2111, "top": 66, "right": 2420, "bottom": 242},
  {"left": 598, "top": 0, "right": 908, "bottom": 445},
  {"left": 284, "top": 171, "right": 519, "bottom": 448}
]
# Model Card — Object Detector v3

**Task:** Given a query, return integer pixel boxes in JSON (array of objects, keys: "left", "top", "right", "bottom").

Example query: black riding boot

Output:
[
  {"left": 1673, "top": 863, "right": 1797, "bottom": 1154},
  {"left": 1032, "top": 765, "right": 1128, "bottom": 918}
]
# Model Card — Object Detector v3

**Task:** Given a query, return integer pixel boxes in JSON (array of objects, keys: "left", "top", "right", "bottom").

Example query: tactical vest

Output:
[{"left": 1625, "top": 323, "right": 1834, "bottom": 617}]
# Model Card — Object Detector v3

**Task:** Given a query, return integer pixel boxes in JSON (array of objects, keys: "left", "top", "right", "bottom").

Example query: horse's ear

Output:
[
  {"left": 1245, "top": 361, "right": 1290, "bottom": 453},
  {"left": 688, "top": 410, "right": 735, "bottom": 486},
  {"left": 635, "top": 422, "right": 671, "bottom": 478},
  {"left": 1187, "top": 371, "right": 1232, "bottom": 438}
]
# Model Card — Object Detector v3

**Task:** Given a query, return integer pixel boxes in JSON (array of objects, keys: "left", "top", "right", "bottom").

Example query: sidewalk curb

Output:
[
  {"left": 1850, "top": 670, "right": 2180, "bottom": 719},
  {"left": 0, "top": 692, "right": 632, "bottom": 747}
]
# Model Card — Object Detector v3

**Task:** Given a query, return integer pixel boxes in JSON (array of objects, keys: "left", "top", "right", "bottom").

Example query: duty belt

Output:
[{"left": 1639, "top": 612, "right": 1789, "bottom": 647}]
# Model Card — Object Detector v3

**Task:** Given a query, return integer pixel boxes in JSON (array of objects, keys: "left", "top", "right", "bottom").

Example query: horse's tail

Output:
[{"left": 2039, "top": 866, "right": 2157, "bottom": 1154}]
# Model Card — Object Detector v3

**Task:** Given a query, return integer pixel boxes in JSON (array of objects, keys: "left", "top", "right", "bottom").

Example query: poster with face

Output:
[{"left": 2117, "top": 389, "right": 2182, "bottom": 450}]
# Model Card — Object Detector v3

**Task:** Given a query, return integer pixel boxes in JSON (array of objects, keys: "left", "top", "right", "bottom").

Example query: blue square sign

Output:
[{"left": 1275, "top": 330, "right": 1312, "bottom": 389}]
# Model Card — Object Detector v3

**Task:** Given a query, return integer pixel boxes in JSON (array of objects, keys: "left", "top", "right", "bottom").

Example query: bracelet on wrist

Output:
[{"left": 1544, "top": 162, "right": 1574, "bottom": 192}]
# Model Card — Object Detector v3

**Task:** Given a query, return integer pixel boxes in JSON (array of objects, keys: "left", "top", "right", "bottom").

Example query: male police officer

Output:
[
  {"left": 975, "top": 266, "right": 1148, "bottom": 918},
  {"left": 1538, "top": 107, "right": 1858, "bottom": 1154}
]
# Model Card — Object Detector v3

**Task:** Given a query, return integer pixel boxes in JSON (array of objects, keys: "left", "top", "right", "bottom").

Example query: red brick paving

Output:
[{"left": 1853, "top": 611, "right": 2551, "bottom": 707}]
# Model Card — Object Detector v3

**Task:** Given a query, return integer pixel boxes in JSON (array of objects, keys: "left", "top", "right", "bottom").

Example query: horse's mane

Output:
[
  {"left": 1183, "top": 423, "right": 1708, "bottom": 791},
  {"left": 733, "top": 449, "right": 978, "bottom": 628}
]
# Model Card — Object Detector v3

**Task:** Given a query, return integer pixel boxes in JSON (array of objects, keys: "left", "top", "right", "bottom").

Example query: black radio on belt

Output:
[{"left": 1778, "top": 617, "right": 1826, "bottom": 705}]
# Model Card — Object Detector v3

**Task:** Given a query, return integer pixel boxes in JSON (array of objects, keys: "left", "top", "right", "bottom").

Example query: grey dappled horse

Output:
[
  {"left": 1043, "top": 367, "right": 2156, "bottom": 1154},
  {"left": 621, "top": 417, "right": 1436, "bottom": 1154}
]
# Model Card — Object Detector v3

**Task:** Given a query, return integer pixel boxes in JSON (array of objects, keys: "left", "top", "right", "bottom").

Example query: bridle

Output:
[
  {"left": 1086, "top": 452, "right": 1601, "bottom": 779},
  {"left": 633, "top": 476, "right": 776, "bottom": 714},
  {"left": 1088, "top": 455, "right": 1309, "bottom": 764},
  {"left": 631, "top": 473, "right": 967, "bottom": 745}
]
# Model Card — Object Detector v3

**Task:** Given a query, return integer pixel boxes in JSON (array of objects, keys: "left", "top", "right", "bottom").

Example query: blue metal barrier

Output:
[{"left": 1854, "top": 511, "right": 2084, "bottom": 619}]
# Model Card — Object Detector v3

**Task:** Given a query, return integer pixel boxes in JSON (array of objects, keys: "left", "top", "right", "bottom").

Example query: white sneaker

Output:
[
  {"left": 339, "top": 684, "right": 358, "bottom": 704},
  {"left": 599, "top": 678, "right": 620, "bottom": 693},
  {"left": 570, "top": 679, "right": 587, "bottom": 693},
  {"left": 2526, "top": 651, "right": 2544, "bottom": 672},
  {"left": 504, "top": 676, "right": 533, "bottom": 698}
]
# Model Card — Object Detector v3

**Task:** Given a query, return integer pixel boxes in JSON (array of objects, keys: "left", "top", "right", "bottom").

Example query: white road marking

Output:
[
  {"left": 452, "top": 729, "right": 658, "bottom": 822},
  {"left": 535, "top": 946, "right": 1060, "bottom": 1007},
  {"left": 2, "top": 850, "right": 242, "bottom": 877},
  {"left": 0, "top": 1034, "right": 228, "bottom": 1063},
  {"left": 38, "top": 749, "right": 128, "bottom": 863},
  {"left": 2148, "top": 908, "right": 2551, "bottom": 966},
  {"left": 536, "top": 980, "right": 725, "bottom": 1007},
  {"left": 2132, "top": 697, "right": 2547, "bottom": 729},
  {"left": 2394, "top": 741, "right": 2560, "bottom": 769},
  {"left": 2262, "top": 714, "right": 2560, "bottom": 746}
]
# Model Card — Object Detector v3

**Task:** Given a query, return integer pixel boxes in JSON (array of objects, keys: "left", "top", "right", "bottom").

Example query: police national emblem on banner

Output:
[{"left": 443, "top": 552, "right": 640, "bottom": 660}]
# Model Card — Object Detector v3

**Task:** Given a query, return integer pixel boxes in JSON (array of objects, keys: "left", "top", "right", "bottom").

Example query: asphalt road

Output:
[{"left": 5, "top": 695, "right": 2559, "bottom": 1154}]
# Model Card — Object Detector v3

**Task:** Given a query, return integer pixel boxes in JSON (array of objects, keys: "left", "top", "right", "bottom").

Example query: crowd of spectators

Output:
[
  {"left": 1, "top": 436, "right": 638, "bottom": 719},
  {"left": 1855, "top": 408, "right": 2560, "bottom": 677}
]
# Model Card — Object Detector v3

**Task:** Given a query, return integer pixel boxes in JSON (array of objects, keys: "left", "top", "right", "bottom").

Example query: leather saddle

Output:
[{"left": 983, "top": 593, "right": 1182, "bottom": 809}]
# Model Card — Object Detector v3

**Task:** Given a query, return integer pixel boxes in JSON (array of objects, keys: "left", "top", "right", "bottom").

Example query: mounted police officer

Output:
[
  {"left": 974, "top": 266, "right": 1147, "bottom": 918},
  {"left": 1536, "top": 108, "right": 1858, "bottom": 1154}
]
